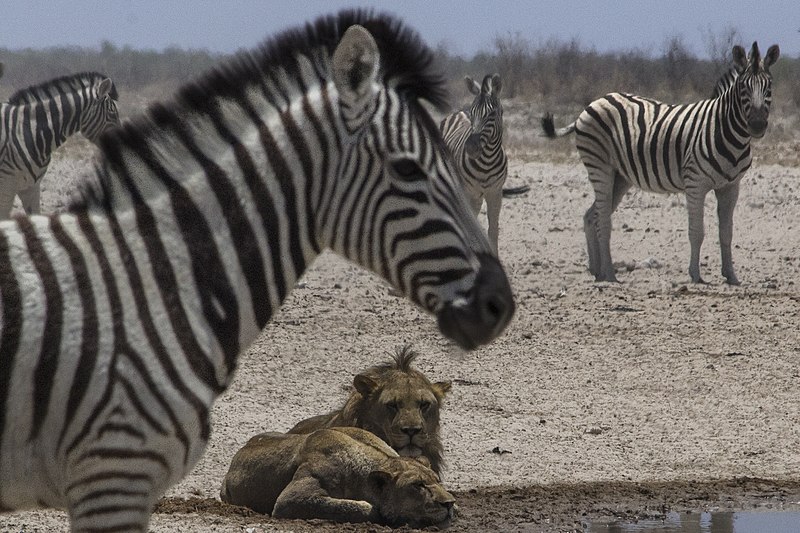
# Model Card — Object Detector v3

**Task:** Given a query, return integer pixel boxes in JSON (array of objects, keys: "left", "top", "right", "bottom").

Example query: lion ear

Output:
[
  {"left": 432, "top": 381, "right": 452, "bottom": 399},
  {"left": 353, "top": 374, "right": 379, "bottom": 397},
  {"left": 367, "top": 470, "right": 393, "bottom": 492}
]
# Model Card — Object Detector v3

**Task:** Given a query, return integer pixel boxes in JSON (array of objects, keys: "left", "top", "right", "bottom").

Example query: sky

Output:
[{"left": 1, "top": 1, "right": 797, "bottom": 59}]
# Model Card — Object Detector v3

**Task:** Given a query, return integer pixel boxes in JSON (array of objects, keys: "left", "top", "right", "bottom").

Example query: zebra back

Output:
[{"left": 6, "top": 72, "right": 119, "bottom": 145}]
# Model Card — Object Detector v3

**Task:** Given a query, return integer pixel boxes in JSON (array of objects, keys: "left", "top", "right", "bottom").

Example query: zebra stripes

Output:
[
  {"left": 542, "top": 41, "right": 779, "bottom": 284},
  {"left": 440, "top": 74, "right": 507, "bottom": 254},
  {"left": 0, "top": 11, "right": 514, "bottom": 532},
  {"left": 0, "top": 72, "right": 119, "bottom": 219}
]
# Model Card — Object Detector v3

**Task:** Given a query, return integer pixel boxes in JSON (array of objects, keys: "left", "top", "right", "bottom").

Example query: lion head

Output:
[
  {"left": 368, "top": 456, "right": 456, "bottom": 528},
  {"left": 343, "top": 346, "right": 451, "bottom": 474},
  {"left": 288, "top": 346, "right": 451, "bottom": 474}
]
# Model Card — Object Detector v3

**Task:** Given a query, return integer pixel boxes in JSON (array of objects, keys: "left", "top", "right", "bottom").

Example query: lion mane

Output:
[{"left": 288, "top": 345, "right": 451, "bottom": 474}]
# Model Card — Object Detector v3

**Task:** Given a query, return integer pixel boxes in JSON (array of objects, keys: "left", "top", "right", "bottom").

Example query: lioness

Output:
[
  {"left": 288, "top": 346, "right": 451, "bottom": 474},
  {"left": 220, "top": 426, "right": 456, "bottom": 527}
]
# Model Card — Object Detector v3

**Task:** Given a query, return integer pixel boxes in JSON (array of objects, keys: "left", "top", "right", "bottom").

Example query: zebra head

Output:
[
  {"left": 327, "top": 25, "right": 514, "bottom": 350},
  {"left": 463, "top": 74, "right": 503, "bottom": 159},
  {"left": 731, "top": 42, "right": 780, "bottom": 139},
  {"left": 80, "top": 77, "right": 120, "bottom": 143}
]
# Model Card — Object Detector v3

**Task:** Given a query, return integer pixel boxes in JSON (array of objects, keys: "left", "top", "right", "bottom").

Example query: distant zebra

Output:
[
  {"left": 542, "top": 42, "right": 779, "bottom": 284},
  {"left": 440, "top": 74, "right": 507, "bottom": 254},
  {"left": 0, "top": 72, "right": 119, "bottom": 219},
  {"left": 0, "top": 11, "right": 514, "bottom": 532}
]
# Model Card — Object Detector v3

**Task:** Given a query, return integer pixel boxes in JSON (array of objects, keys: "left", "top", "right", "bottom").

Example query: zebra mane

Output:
[
  {"left": 711, "top": 66, "right": 740, "bottom": 99},
  {"left": 8, "top": 71, "right": 118, "bottom": 105},
  {"left": 71, "top": 9, "right": 448, "bottom": 212}
]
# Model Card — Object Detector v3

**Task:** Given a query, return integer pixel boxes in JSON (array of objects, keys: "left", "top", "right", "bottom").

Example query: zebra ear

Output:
[
  {"left": 764, "top": 44, "right": 780, "bottom": 72},
  {"left": 97, "top": 78, "right": 113, "bottom": 98},
  {"left": 491, "top": 74, "right": 502, "bottom": 95},
  {"left": 332, "top": 25, "right": 380, "bottom": 125},
  {"left": 731, "top": 45, "right": 747, "bottom": 73},
  {"left": 465, "top": 76, "right": 480, "bottom": 95}
]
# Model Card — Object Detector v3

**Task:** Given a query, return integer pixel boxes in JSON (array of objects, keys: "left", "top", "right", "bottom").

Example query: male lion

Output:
[
  {"left": 288, "top": 346, "right": 451, "bottom": 474},
  {"left": 220, "top": 426, "right": 456, "bottom": 527}
]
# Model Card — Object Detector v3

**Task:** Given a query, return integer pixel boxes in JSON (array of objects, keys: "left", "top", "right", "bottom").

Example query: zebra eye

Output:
[{"left": 390, "top": 158, "right": 424, "bottom": 181}]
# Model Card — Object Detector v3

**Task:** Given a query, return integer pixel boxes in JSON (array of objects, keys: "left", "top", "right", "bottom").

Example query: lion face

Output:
[
  {"left": 369, "top": 457, "right": 456, "bottom": 528},
  {"left": 354, "top": 372, "right": 451, "bottom": 468}
]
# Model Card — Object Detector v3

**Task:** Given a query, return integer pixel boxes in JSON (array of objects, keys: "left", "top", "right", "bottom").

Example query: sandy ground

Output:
[{"left": 3, "top": 134, "right": 800, "bottom": 531}]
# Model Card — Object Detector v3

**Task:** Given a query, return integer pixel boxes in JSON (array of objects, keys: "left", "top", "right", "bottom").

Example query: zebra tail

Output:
[
  {"left": 541, "top": 113, "right": 575, "bottom": 138},
  {"left": 502, "top": 185, "right": 531, "bottom": 197}
]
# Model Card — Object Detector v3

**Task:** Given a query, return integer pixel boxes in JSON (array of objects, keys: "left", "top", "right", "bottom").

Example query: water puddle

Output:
[{"left": 587, "top": 510, "right": 800, "bottom": 532}]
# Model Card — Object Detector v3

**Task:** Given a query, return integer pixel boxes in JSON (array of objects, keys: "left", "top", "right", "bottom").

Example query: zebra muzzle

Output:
[
  {"left": 464, "top": 133, "right": 483, "bottom": 159},
  {"left": 436, "top": 253, "right": 515, "bottom": 350}
]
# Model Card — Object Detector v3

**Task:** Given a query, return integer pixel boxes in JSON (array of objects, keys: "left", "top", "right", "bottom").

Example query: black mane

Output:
[
  {"left": 73, "top": 9, "right": 449, "bottom": 212},
  {"left": 8, "top": 71, "right": 118, "bottom": 104},
  {"left": 177, "top": 9, "right": 449, "bottom": 114}
]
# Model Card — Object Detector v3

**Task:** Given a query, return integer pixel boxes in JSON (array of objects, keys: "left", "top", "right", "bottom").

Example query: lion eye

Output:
[
  {"left": 419, "top": 401, "right": 431, "bottom": 412},
  {"left": 386, "top": 402, "right": 398, "bottom": 413}
]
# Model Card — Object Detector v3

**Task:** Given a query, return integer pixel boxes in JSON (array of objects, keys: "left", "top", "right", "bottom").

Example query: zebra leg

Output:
[
  {"left": 583, "top": 203, "right": 601, "bottom": 277},
  {"left": 467, "top": 190, "right": 483, "bottom": 219},
  {"left": 685, "top": 185, "right": 709, "bottom": 284},
  {"left": 588, "top": 169, "right": 619, "bottom": 282},
  {"left": 64, "top": 455, "right": 165, "bottom": 533},
  {"left": 18, "top": 182, "right": 42, "bottom": 215},
  {"left": 0, "top": 185, "right": 17, "bottom": 220},
  {"left": 67, "top": 485, "right": 157, "bottom": 533},
  {"left": 715, "top": 182, "right": 741, "bottom": 285},
  {"left": 485, "top": 188, "right": 502, "bottom": 255}
]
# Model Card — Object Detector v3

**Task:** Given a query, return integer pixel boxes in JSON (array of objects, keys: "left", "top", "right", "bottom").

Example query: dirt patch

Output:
[{"left": 150, "top": 478, "right": 800, "bottom": 532}]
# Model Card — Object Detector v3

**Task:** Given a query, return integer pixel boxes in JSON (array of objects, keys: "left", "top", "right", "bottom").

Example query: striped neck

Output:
[
  {"left": 9, "top": 97, "right": 84, "bottom": 167},
  {"left": 92, "top": 82, "right": 338, "bottom": 393}
]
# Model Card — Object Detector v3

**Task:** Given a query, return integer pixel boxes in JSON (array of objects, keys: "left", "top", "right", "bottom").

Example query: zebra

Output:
[
  {"left": 0, "top": 72, "right": 119, "bottom": 219},
  {"left": 0, "top": 11, "right": 514, "bottom": 532},
  {"left": 542, "top": 41, "right": 779, "bottom": 284},
  {"left": 440, "top": 74, "right": 508, "bottom": 255}
]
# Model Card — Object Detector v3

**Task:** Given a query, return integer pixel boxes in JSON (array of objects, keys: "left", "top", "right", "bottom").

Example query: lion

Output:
[
  {"left": 288, "top": 345, "right": 451, "bottom": 474},
  {"left": 220, "top": 426, "right": 456, "bottom": 527}
]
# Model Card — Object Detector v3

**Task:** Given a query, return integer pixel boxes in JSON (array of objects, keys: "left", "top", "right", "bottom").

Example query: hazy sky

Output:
[{"left": 2, "top": 1, "right": 797, "bottom": 58}]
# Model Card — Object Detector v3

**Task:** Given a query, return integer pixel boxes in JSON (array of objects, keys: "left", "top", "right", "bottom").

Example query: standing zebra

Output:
[
  {"left": 542, "top": 42, "right": 779, "bottom": 284},
  {"left": 0, "top": 72, "right": 119, "bottom": 219},
  {"left": 440, "top": 74, "right": 507, "bottom": 254},
  {"left": 0, "top": 11, "right": 514, "bottom": 532}
]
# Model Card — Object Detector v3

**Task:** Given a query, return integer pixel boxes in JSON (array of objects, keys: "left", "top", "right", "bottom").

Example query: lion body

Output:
[
  {"left": 288, "top": 347, "right": 450, "bottom": 474},
  {"left": 220, "top": 427, "right": 455, "bottom": 527}
]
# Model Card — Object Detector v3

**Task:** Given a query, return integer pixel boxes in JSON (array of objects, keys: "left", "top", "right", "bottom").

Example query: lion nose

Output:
[{"left": 402, "top": 426, "right": 421, "bottom": 437}]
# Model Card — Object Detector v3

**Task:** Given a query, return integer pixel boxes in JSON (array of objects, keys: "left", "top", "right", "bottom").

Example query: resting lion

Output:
[
  {"left": 220, "top": 426, "right": 456, "bottom": 527},
  {"left": 288, "top": 345, "right": 451, "bottom": 475}
]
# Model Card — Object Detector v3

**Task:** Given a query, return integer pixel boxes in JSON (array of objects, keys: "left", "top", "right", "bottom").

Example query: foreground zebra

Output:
[
  {"left": 0, "top": 11, "right": 514, "bottom": 532},
  {"left": 0, "top": 72, "right": 119, "bottom": 219},
  {"left": 543, "top": 42, "right": 779, "bottom": 284},
  {"left": 440, "top": 74, "right": 507, "bottom": 254}
]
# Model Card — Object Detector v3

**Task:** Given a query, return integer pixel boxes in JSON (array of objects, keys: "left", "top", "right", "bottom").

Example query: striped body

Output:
[
  {"left": 0, "top": 73, "right": 119, "bottom": 219},
  {"left": 0, "top": 12, "right": 514, "bottom": 532},
  {"left": 543, "top": 42, "right": 779, "bottom": 284},
  {"left": 440, "top": 74, "right": 507, "bottom": 254}
]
